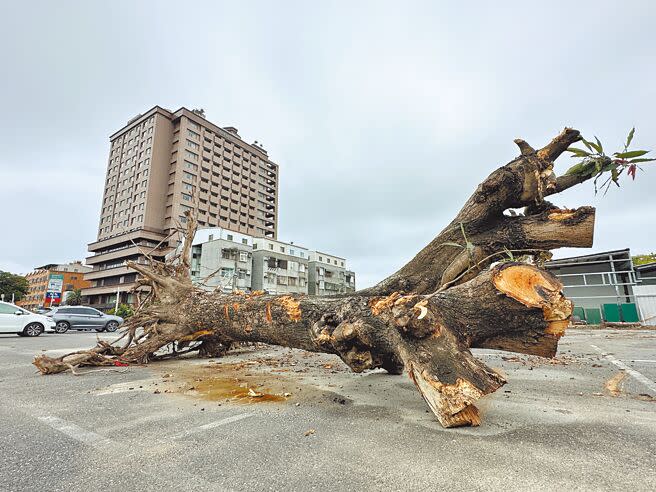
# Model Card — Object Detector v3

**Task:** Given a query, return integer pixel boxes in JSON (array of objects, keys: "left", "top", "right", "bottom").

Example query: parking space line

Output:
[
  {"left": 590, "top": 344, "right": 656, "bottom": 393},
  {"left": 172, "top": 412, "right": 254, "bottom": 439},
  {"left": 38, "top": 415, "right": 113, "bottom": 448}
]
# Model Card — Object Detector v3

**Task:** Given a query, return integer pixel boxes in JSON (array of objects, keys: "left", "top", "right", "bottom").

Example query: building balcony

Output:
[
  {"left": 88, "top": 227, "right": 167, "bottom": 252},
  {"left": 82, "top": 282, "right": 139, "bottom": 296},
  {"left": 86, "top": 244, "right": 167, "bottom": 265},
  {"left": 84, "top": 265, "right": 136, "bottom": 280}
]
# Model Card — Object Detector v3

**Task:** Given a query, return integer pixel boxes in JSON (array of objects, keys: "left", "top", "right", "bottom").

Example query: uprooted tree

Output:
[{"left": 34, "top": 127, "right": 654, "bottom": 428}]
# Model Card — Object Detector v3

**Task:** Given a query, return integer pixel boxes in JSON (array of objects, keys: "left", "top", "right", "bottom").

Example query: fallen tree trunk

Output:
[
  {"left": 34, "top": 263, "right": 570, "bottom": 427},
  {"left": 35, "top": 128, "right": 595, "bottom": 428}
]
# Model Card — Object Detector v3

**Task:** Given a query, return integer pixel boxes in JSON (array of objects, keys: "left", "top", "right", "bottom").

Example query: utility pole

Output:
[
  {"left": 115, "top": 285, "right": 120, "bottom": 312},
  {"left": 233, "top": 249, "right": 238, "bottom": 292}
]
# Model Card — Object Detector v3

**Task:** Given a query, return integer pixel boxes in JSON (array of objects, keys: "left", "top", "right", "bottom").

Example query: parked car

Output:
[
  {"left": 44, "top": 306, "right": 124, "bottom": 333},
  {"left": 0, "top": 301, "right": 56, "bottom": 337}
]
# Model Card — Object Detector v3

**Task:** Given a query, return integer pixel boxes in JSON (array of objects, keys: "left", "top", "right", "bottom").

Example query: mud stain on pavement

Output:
[{"left": 604, "top": 371, "right": 627, "bottom": 397}]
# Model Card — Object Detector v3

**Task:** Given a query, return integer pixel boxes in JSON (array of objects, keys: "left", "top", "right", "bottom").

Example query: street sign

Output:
[
  {"left": 47, "top": 274, "right": 64, "bottom": 294},
  {"left": 45, "top": 273, "right": 65, "bottom": 306}
]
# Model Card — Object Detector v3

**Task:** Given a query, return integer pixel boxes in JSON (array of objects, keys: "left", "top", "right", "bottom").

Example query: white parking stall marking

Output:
[
  {"left": 590, "top": 344, "right": 656, "bottom": 393},
  {"left": 38, "top": 415, "right": 112, "bottom": 448},
  {"left": 172, "top": 412, "right": 254, "bottom": 439}
]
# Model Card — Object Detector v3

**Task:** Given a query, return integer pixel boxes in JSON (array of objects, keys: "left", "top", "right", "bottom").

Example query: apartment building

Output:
[
  {"left": 18, "top": 262, "right": 92, "bottom": 310},
  {"left": 307, "top": 251, "right": 356, "bottom": 295},
  {"left": 190, "top": 228, "right": 253, "bottom": 293},
  {"left": 251, "top": 239, "right": 309, "bottom": 295},
  {"left": 84, "top": 106, "right": 279, "bottom": 308},
  {"left": 188, "top": 230, "right": 355, "bottom": 296}
]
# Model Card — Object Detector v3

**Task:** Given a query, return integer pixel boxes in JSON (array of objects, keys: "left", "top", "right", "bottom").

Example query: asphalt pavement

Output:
[{"left": 0, "top": 328, "right": 654, "bottom": 491}]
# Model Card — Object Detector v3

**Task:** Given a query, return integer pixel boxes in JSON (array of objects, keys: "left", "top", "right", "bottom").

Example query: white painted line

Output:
[
  {"left": 172, "top": 412, "right": 254, "bottom": 439},
  {"left": 38, "top": 415, "right": 112, "bottom": 448},
  {"left": 629, "top": 360, "right": 656, "bottom": 364},
  {"left": 590, "top": 345, "right": 656, "bottom": 393}
]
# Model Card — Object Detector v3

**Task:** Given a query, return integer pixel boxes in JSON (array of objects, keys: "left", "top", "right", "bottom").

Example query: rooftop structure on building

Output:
[{"left": 83, "top": 106, "right": 279, "bottom": 309}]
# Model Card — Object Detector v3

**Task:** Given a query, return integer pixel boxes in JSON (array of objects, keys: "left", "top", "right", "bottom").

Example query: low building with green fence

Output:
[{"left": 545, "top": 249, "right": 642, "bottom": 324}]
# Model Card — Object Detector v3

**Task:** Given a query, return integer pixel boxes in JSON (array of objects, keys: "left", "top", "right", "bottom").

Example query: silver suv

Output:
[{"left": 45, "top": 306, "right": 124, "bottom": 334}]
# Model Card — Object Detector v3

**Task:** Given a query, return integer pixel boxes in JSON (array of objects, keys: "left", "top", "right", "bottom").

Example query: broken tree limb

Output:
[
  {"left": 34, "top": 127, "right": 601, "bottom": 428},
  {"left": 366, "top": 128, "right": 589, "bottom": 296}
]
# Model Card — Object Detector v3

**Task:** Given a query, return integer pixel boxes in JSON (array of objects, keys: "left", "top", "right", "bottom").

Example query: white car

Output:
[{"left": 0, "top": 301, "right": 56, "bottom": 337}]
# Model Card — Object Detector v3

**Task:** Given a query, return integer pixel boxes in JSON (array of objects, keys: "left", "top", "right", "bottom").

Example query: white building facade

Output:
[
  {"left": 190, "top": 228, "right": 254, "bottom": 293},
  {"left": 189, "top": 229, "right": 355, "bottom": 296}
]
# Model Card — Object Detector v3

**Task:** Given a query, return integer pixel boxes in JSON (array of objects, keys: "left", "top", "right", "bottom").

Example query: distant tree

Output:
[
  {"left": 632, "top": 253, "right": 656, "bottom": 266},
  {"left": 0, "top": 271, "right": 29, "bottom": 302},
  {"left": 65, "top": 289, "right": 83, "bottom": 306},
  {"left": 191, "top": 108, "right": 206, "bottom": 118}
]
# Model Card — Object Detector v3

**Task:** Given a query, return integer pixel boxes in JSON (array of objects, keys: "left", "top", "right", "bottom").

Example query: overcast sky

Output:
[{"left": 1, "top": 1, "right": 655, "bottom": 288}]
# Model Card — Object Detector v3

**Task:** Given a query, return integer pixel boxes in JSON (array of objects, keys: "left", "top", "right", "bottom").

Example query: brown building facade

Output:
[
  {"left": 18, "top": 262, "right": 92, "bottom": 311},
  {"left": 84, "top": 106, "right": 279, "bottom": 308}
]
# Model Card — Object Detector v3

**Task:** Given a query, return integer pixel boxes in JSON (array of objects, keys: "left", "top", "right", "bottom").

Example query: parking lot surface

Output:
[{"left": 0, "top": 329, "right": 654, "bottom": 491}]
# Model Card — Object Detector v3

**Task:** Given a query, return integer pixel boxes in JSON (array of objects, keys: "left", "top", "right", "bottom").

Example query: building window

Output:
[
  {"left": 182, "top": 193, "right": 192, "bottom": 201},
  {"left": 242, "top": 238, "right": 248, "bottom": 245},
  {"left": 253, "top": 243, "right": 258, "bottom": 249},
  {"left": 227, "top": 234, "right": 233, "bottom": 241}
]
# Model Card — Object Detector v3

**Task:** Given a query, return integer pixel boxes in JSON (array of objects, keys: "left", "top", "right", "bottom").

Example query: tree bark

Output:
[{"left": 34, "top": 127, "right": 597, "bottom": 428}]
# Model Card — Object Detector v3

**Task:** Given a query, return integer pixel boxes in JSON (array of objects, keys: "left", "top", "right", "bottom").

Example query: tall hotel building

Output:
[{"left": 83, "top": 106, "right": 279, "bottom": 308}]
